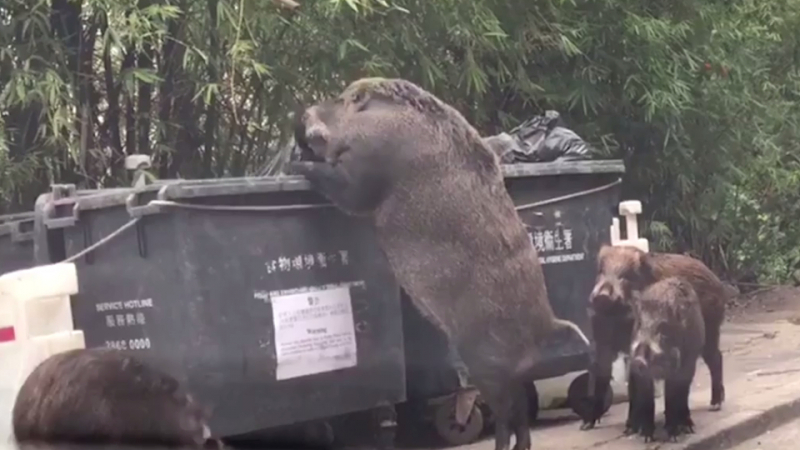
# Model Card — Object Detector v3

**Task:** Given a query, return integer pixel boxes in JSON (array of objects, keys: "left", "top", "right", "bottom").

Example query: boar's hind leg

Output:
[
  {"left": 471, "top": 374, "right": 515, "bottom": 450},
  {"left": 510, "top": 381, "right": 532, "bottom": 450},
  {"left": 702, "top": 325, "right": 725, "bottom": 411}
]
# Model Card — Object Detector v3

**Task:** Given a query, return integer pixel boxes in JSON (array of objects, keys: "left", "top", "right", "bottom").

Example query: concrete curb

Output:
[
  {"left": 682, "top": 395, "right": 800, "bottom": 450},
  {"left": 676, "top": 379, "right": 800, "bottom": 450}
]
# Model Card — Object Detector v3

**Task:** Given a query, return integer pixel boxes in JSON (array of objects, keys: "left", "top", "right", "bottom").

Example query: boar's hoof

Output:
[
  {"left": 640, "top": 424, "right": 655, "bottom": 443},
  {"left": 579, "top": 421, "right": 596, "bottom": 431},
  {"left": 681, "top": 418, "right": 695, "bottom": 434},
  {"left": 665, "top": 425, "right": 682, "bottom": 442},
  {"left": 623, "top": 421, "right": 639, "bottom": 436},
  {"left": 710, "top": 402, "right": 722, "bottom": 412}
]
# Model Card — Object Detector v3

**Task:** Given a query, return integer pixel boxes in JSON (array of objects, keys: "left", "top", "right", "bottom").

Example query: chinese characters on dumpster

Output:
[
  {"left": 265, "top": 250, "right": 350, "bottom": 274},
  {"left": 528, "top": 227, "right": 586, "bottom": 265}
]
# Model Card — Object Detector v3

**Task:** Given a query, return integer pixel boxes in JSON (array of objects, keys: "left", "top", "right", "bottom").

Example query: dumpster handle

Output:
[
  {"left": 146, "top": 200, "right": 335, "bottom": 212},
  {"left": 60, "top": 218, "right": 142, "bottom": 264},
  {"left": 514, "top": 178, "right": 622, "bottom": 212},
  {"left": 57, "top": 201, "right": 332, "bottom": 263}
]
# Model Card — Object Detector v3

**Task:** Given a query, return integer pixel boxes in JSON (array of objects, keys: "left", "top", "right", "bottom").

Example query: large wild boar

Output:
[
  {"left": 12, "top": 348, "right": 213, "bottom": 448},
  {"left": 581, "top": 244, "right": 726, "bottom": 431},
  {"left": 627, "top": 277, "right": 705, "bottom": 442},
  {"left": 289, "top": 77, "right": 589, "bottom": 450}
]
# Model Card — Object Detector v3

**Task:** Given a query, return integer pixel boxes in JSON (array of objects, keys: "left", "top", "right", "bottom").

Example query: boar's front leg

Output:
[
  {"left": 288, "top": 161, "right": 385, "bottom": 215},
  {"left": 664, "top": 380, "right": 684, "bottom": 441},
  {"left": 631, "top": 372, "right": 656, "bottom": 443},
  {"left": 623, "top": 368, "right": 640, "bottom": 436},
  {"left": 581, "top": 344, "right": 616, "bottom": 430}
]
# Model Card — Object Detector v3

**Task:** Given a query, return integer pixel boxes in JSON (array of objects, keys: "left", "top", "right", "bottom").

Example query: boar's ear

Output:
[
  {"left": 597, "top": 244, "right": 615, "bottom": 269},
  {"left": 637, "top": 250, "right": 655, "bottom": 283}
]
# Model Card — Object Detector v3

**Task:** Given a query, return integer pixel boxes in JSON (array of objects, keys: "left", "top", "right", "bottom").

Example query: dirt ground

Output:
[{"left": 726, "top": 285, "right": 800, "bottom": 325}]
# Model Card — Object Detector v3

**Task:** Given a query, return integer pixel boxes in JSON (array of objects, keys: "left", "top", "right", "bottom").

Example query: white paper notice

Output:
[{"left": 271, "top": 286, "right": 358, "bottom": 380}]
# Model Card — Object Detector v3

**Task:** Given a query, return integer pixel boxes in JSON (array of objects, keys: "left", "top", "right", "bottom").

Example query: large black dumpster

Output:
[
  {"left": 34, "top": 178, "right": 406, "bottom": 440},
  {"left": 505, "top": 159, "right": 625, "bottom": 377},
  {"left": 400, "top": 159, "right": 625, "bottom": 445}
]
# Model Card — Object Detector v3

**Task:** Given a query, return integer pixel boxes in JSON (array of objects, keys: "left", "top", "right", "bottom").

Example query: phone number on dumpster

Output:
[{"left": 105, "top": 338, "right": 151, "bottom": 351}]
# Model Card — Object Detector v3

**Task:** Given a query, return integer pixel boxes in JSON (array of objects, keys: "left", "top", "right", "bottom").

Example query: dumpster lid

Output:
[
  {"left": 1, "top": 212, "right": 35, "bottom": 223},
  {"left": 51, "top": 176, "right": 313, "bottom": 212},
  {"left": 0, "top": 212, "right": 35, "bottom": 238}
]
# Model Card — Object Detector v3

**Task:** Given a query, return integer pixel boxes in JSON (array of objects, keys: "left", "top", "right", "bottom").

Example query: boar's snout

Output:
[
  {"left": 631, "top": 339, "right": 677, "bottom": 379},
  {"left": 630, "top": 355, "right": 649, "bottom": 377},
  {"left": 589, "top": 279, "right": 624, "bottom": 312},
  {"left": 294, "top": 107, "right": 328, "bottom": 162}
]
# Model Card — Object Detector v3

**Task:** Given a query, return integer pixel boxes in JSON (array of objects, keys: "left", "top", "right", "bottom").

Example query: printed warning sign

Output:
[{"left": 270, "top": 285, "right": 358, "bottom": 380}]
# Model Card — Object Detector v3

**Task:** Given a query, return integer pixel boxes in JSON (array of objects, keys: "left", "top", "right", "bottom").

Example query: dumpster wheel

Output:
[
  {"left": 567, "top": 372, "right": 614, "bottom": 420},
  {"left": 433, "top": 397, "right": 485, "bottom": 446}
]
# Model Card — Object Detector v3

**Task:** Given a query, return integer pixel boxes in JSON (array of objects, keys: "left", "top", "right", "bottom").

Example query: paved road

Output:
[{"left": 728, "top": 419, "right": 800, "bottom": 450}]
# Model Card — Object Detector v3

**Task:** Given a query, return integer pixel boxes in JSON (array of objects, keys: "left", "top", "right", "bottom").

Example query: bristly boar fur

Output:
[
  {"left": 627, "top": 277, "right": 705, "bottom": 442},
  {"left": 289, "top": 77, "right": 589, "bottom": 450},
  {"left": 13, "top": 348, "right": 212, "bottom": 448},
  {"left": 580, "top": 244, "right": 726, "bottom": 431}
]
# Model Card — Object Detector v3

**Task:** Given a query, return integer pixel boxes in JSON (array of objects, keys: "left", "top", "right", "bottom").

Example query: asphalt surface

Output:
[{"left": 728, "top": 418, "right": 800, "bottom": 450}]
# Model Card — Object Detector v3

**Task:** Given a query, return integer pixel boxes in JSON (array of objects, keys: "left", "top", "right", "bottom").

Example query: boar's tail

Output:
[
  {"left": 552, "top": 318, "right": 590, "bottom": 347},
  {"left": 514, "top": 318, "right": 591, "bottom": 377}
]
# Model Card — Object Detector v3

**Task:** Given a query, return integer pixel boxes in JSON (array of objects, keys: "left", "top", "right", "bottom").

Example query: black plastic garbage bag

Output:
[
  {"left": 263, "top": 110, "right": 594, "bottom": 176},
  {"left": 482, "top": 110, "right": 595, "bottom": 164}
]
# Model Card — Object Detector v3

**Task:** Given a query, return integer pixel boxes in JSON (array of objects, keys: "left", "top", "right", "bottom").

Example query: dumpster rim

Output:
[
  {"left": 39, "top": 159, "right": 626, "bottom": 214},
  {"left": 501, "top": 160, "right": 625, "bottom": 178}
]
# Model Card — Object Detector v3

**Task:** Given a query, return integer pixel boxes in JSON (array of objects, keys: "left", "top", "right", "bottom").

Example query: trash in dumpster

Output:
[
  {"left": 262, "top": 111, "right": 592, "bottom": 176},
  {"left": 33, "top": 178, "right": 406, "bottom": 444},
  {"left": 482, "top": 110, "right": 595, "bottom": 164}
]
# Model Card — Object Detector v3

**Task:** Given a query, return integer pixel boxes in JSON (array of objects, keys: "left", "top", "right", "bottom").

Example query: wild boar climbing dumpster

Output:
[
  {"left": 32, "top": 178, "right": 406, "bottom": 443},
  {"left": 401, "top": 159, "right": 626, "bottom": 446}
]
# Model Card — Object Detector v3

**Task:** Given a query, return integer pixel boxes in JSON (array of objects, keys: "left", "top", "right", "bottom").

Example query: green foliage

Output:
[{"left": 2, "top": 0, "right": 800, "bottom": 282}]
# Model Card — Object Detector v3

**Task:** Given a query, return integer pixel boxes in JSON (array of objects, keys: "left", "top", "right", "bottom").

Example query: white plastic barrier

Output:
[
  {"left": 0, "top": 263, "right": 86, "bottom": 441},
  {"left": 608, "top": 200, "right": 659, "bottom": 393},
  {"left": 609, "top": 200, "right": 649, "bottom": 253}
]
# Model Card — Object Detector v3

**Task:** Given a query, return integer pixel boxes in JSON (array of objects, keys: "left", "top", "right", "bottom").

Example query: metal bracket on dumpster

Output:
[
  {"left": 610, "top": 200, "right": 649, "bottom": 252},
  {"left": 42, "top": 184, "right": 82, "bottom": 229},
  {"left": 125, "top": 185, "right": 170, "bottom": 218},
  {"left": 51, "top": 183, "right": 78, "bottom": 200}
]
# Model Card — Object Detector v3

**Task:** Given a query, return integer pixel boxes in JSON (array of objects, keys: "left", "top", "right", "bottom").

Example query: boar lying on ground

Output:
[
  {"left": 581, "top": 244, "right": 726, "bottom": 431},
  {"left": 627, "top": 277, "right": 705, "bottom": 442},
  {"left": 290, "top": 77, "right": 589, "bottom": 450},
  {"left": 13, "top": 348, "right": 214, "bottom": 448}
]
